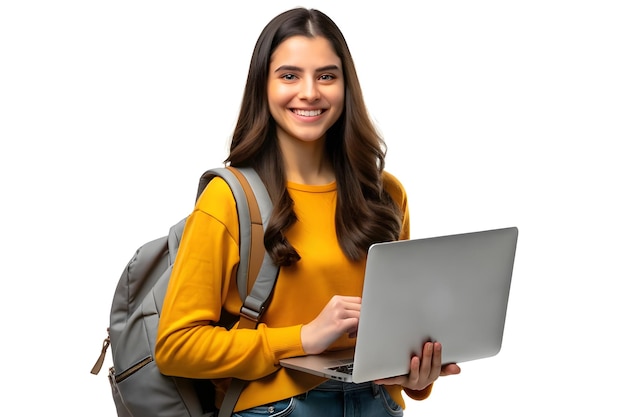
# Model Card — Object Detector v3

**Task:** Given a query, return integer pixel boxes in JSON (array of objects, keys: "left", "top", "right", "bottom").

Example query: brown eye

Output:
[{"left": 281, "top": 73, "right": 297, "bottom": 81}]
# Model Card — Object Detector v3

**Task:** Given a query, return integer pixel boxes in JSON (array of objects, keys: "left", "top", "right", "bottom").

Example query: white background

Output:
[{"left": 1, "top": 1, "right": 624, "bottom": 415}]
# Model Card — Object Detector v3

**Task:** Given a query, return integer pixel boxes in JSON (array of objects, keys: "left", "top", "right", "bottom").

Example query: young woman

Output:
[{"left": 155, "top": 7, "right": 460, "bottom": 416}]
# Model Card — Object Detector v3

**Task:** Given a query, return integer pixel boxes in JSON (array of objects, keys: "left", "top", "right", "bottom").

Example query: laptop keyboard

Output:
[{"left": 327, "top": 361, "right": 354, "bottom": 375}]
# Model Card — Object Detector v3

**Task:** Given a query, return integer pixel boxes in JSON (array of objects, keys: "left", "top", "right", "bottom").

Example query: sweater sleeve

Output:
[
  {"left": 155, "top": 178, "right": 305, "bottom": 380},
  {"left": 383, "top": 171, "right": 410, "bottom": 240}
]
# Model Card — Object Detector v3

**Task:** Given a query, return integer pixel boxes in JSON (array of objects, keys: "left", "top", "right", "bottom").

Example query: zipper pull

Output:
[{"left": 91, "top": 333, "right": 110, "bottom": 375}]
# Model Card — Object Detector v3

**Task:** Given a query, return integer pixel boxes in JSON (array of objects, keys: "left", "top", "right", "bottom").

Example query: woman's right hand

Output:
[{"left": 300, "top": 295, "right": 361, "bottom": 354}]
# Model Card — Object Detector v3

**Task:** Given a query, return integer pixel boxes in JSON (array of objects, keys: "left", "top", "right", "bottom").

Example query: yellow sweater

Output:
[{"left": 155, "top": 171, "right": 430, "bottom": 411}]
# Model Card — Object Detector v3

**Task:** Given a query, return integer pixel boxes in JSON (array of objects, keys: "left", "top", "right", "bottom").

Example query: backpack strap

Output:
[
  {"left": 198, "top": 166, "right": 280, "bottom": 417},
  {"left": 227, "top": 167, "right": 278, "bottom": 326},
  {"left": 197, "top": 166, "right": 278, "bottom": 311}
]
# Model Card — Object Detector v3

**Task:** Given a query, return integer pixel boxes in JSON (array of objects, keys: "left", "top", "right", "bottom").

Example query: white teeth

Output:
[{"left": 293, "top": 109, "right": 322, "bottom": 117}]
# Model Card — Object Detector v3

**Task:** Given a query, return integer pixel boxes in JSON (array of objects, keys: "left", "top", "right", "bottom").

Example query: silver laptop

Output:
[{"left": 279, "top": 226, "right": 518, "bottom": 383}]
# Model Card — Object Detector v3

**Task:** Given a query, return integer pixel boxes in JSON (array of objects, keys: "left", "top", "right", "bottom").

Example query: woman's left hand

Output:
[{"left": 374, "top": 342, "right": 461, "bottom": 391}]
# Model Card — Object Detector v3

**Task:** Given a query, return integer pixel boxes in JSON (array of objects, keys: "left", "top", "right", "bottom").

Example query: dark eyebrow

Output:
[
  {"left": 317, "top": 65, "right": 341, "bottom": 72},
  {"left": 273, "top": 64, "right": 341, "bottom": 73}
]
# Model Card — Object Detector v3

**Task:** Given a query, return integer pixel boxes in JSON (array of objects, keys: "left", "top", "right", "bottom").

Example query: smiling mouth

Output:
[{"left": 292, "top": 109, "right": 324, "bottom": 117}]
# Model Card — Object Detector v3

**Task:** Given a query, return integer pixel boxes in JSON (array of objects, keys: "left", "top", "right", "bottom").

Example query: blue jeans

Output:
[{"left": 232, "top": 380, "right": 403, "bottom": 417}]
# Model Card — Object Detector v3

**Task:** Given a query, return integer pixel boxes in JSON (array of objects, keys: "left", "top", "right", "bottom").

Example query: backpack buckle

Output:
[{"left": 239, "top": 305, "right": 264, "bottom": 329}]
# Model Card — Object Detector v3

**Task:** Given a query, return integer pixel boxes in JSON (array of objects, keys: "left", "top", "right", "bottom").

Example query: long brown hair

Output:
[{"left": 225, "top": 8, "right": 402, "bottom": 266}]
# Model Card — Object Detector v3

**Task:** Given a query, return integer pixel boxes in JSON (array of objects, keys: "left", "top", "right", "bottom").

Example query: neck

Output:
[{"left": 279, "top": 137, "right": 335, "bottom": 185}]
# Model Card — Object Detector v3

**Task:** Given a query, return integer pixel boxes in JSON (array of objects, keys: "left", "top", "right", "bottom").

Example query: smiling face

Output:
[{"left": 267, "top": 35, "right": 345, "bottom": 147}]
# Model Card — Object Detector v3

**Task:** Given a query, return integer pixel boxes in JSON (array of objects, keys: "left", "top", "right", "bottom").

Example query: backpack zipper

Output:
[{"left": 115, "top": 356, "right": 153, "bottom": 383}]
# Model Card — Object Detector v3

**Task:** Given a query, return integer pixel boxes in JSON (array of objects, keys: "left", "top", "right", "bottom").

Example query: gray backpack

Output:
[{"left": 91, "top": 166, "right": 279, "bottom": 417}]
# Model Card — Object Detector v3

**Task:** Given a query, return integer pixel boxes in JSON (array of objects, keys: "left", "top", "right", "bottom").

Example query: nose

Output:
[{"left": 298, "top": 78, "right": 320, "bottom": 102}]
